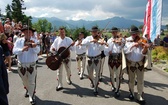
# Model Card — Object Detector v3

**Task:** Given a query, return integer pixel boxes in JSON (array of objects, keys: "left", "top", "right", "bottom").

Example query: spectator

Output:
[
  {"left": 163, "top": 34, "right": 168, "bottom": 47},
  {"left": 13, "top": 31, "right": 20, "bottom": 44},
  {"left": 154, "top": 35, "right": 161, "bottom": 46},
  {"left": 0, "top": 45, "right": 9, "bottom": 105},
  {"left": 44, "top": 32, "right": 51, "bottom": 57},
  {"left": 0, "top": 20, "right": 4, "bottom": 33},
  {"left": 4, "top": 20, "right": 12, "bottom": 35},
  {"left": 0, "top": 33, "right": 13, "bottom": 71}
]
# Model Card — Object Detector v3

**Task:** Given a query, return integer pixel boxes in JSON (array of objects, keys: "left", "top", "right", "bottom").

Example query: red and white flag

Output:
[{"left": 143, "top": 0, "right": 162, "bottom": 42}]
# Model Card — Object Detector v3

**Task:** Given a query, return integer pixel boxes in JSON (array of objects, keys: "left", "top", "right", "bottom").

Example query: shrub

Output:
[{"left": 152, "top": 46, "right": 168, "bottom": 61}]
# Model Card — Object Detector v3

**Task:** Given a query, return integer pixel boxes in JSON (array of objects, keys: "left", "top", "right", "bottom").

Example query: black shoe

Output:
[
  {"left": 90, "top": 83, "right": 94, "bottom": 88},
  {"left": 93, "top": 91, "right": 98, "bottom": 96},
  {"left": 99, "top": 78, "right": 102, "bottom": 82},
  {"left": 111, "top": 87, "right": 116, "bottom": 92},
  {"left": 135, "top": 81, "right": 137, "bottom": 85},
  {"left": 67, "top": 80, "right": 72, "bottom": 85},
  {"left": 137, "top": 99, "right": 146, "bottom": 104},
  {"left": 30, "top": 99, "right": 36, "bottom": 105},
  {"left": 80, "top": 77, "right": 83, "bottom": 80},
  {"left": 25, "top": 91, "right": 29, "bottom": 98},
  {"left": 115, "top": 92, "right": 120, "bottom": 97},
  {"left": 78, "top": 72, "right": 80, "bottom": 75},
  {"left": 129, "top": 94, "right": 134, "bottom": 100},
  {"left": 56, "top": 87, "right": 63, "bottom": 91}
]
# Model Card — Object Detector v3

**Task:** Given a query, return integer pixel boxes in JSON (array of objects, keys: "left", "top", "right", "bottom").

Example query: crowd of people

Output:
[{"left": 0, "top": 17, "right": 168, "bottom": 105}]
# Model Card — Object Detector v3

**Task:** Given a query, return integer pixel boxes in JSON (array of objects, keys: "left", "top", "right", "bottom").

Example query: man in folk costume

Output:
[
  {"left": 50, "top": 27, "right": 75, "bottom": 91},
  {"left": 124, "top": 26, "right": 149, "bottom": 102},
  {"left": 13, "top": 27, "right": 40, "bottom": 105},
  {"left": 74, "top": 32, "right": 86, "bottom": 80},
  {"left": 81, "top": 26, "right": 105, "bottom": 95},
  {"left": 104, "top": 27, "right": 125, "bottom": 97},
  {"left": 98, "top": 31, "right": 107, "bottom": 81}
]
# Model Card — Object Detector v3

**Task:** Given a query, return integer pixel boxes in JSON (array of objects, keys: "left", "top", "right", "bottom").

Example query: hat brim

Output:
[
  {"left": 130, "top": 30, "right": 140, "bottom": 34},
  {"left": 91, "top": 29, "right": 99, "bottom": 32},
  {"left": 21, "top": 28, "right": 35, "bottom": 32},
  {"left": 111, "top": 30, "right": 119, "bottom": 32}
]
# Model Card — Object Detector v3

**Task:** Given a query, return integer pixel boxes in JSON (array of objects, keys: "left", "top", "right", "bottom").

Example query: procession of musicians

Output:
[{"left": 0, "top": 18, "right": 156, "bottom": 105}]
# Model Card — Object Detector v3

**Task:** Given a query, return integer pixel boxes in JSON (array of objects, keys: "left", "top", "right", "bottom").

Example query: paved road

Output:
[{"left": 8, "top": 52, "right": 168, "bottom": 105}]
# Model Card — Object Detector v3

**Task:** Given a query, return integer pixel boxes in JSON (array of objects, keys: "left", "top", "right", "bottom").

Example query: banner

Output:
[{"left": 143, "top": 0, "right": 162, "bottom": 42}]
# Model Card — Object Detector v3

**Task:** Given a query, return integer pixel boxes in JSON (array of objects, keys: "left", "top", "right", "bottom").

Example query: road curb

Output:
[{"left": 152, "top": 65, "right": 168, "bottom": 77}]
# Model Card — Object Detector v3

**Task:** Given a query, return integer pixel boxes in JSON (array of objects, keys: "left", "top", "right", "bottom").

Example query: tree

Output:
[
  {"left": 22, "top": 15, "right": 32, "bottom": 27},
  {"left": 130, "top": 25, "right": 136, "bottom": 29},
  {"left": 166, "top": 24, "right": 168, "bottom": 31},
  {"left": 11, "top": 0, "right": 24, "bottom": 22},
  {"left": 5, "top": 0, "right": 32, "bottom": 26},
  {"left": 72, "top": 27, "right": 90, "bottom": 40},
  {"left": 139, "top": 25, "right": 143, "bottom": 30},
  {"left": 32, "top": 19, "right": 53, "bottom": 33},
  {"left": 5, "top": 4, "right": 12, "bottom": 20}
]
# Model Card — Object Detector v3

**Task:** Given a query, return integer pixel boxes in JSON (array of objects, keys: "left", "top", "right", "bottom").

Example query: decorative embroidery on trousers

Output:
[
  {"left": 76, "top": 57, "right": 79, "bottom": 61},
  {"left": 94, "top": 60, "right": 99, "bottom": 66},
  {"left": 27, "top": 66, "right": 34, "bottom": 74},
  {"left": 108, "top": 54, "right": 122, "bottom": 69},
  {"left": 80, "top": 57, "right": 83, "bottom": 61},
  {"left": 129, "top": 62, "right": 144, "bottom": 72},
  {"left": 63, "top": 59, "right": 69, "bottom": 64},
  {"left": 108, "top": 60, "right": 121, "bottom": 69},
  {"left": 20, "top": 66, "right": 34, "bottom": 75},
  {"left": 88, "top": 60, "right": 92, "bottom": 66},
  {"left": 20, "top": 67, "right": 26, "bottom": 76}
]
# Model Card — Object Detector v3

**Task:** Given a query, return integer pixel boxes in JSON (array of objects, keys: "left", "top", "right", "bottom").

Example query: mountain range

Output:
[{"left": 32, "top": 16, "right": 144, "bottom": 30}]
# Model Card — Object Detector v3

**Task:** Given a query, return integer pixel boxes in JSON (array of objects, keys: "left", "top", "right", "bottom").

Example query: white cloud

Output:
[
  {"left": 70, "top": 11, "right": 90, "bottom": 21},
  {"left": 25, "top": 7, "right": 61, "bottom": 17},
  {"left": 65, "top": 5, "right": 116, "bottom": 21},
  {"left": 90, "top": 5, "right": 115, "bottom": 20},
  {"left": 162, "top": 17, "right": 168, "bottom": 25}
]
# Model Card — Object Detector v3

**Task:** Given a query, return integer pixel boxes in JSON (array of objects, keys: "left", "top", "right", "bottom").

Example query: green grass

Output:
[{"left": 164, "top": 68, "right": 168, "bottom": 72}]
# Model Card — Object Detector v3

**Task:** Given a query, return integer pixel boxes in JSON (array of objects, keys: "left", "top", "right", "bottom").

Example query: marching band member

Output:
[
  {"left": 74, "top": 32, "right": 86, "bottom": 79},
  {"left": 104, "top": 27, "right": 125, "bottom": 97},
  {"left": 13, "top": 27, "right": 40, "bottom": 105},
  {"left": 124, "top": 26, "right": 149, "bottom": 103},
  {"left": 81, "top": 26, "right": 105, "bottom": 95},
  {"left": 50, "top": 27, "right": 75, "bottom": 91}
]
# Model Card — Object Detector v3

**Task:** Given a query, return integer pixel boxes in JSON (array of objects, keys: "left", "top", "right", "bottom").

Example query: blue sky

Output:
[{"left": 0, "top": 0, "right": 168, "bottom": 25}]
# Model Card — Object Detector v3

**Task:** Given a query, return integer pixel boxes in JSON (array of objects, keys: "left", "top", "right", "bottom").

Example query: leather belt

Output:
[
  {"left": 109, "top": 53, "right": 121, "bottom": 60},
  {"left": 87, "top": 54, "right": 101, "bottom": 59},
  {"left": 77, "top": 53, "right": 86, "bottom": 56}
]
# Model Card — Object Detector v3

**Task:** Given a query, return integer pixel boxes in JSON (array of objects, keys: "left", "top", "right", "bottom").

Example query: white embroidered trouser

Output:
[
  {"left": 99, "top": 57, "right": 105, "bottom": 78},
  {"left": 127, "top": 60, "right": 144, "bottom": 96},
  {"left": 17, "top": 62, "right": 37, "bottom": 100},
  {"left": 108, "top": 65, "right": 122, "bottom": 92},
  {"left": 87, "top": 57, "right": 101, "bottom": 92},
  {"left": 57, "top": 58, "right": 71, "bottom": 87},
  {"left": 76, "top": 54, "right": 86, "bottom": 77}
]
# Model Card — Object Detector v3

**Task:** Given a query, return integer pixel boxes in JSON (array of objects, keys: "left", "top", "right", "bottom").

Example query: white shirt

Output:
[
  {"left": 13, "top": 37, "right": 40, "bottom": 63},
  {"left": 81, "top": 36, "right": 104, "bottom": 57},
  {"left": 104, "top": 37, "right": 125, "bottom": 56},
  {"left": 74, "top": 38, "right": 86, "bottom": 55},
  {"left": 13, "top": 35, "right": 18, "bottom": 43},
  {"left": 124, "top": 36, "right": 145, "bottom": 62},
  {"left": 50, "top": 36, "right": 74, "bottom": 54}
]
